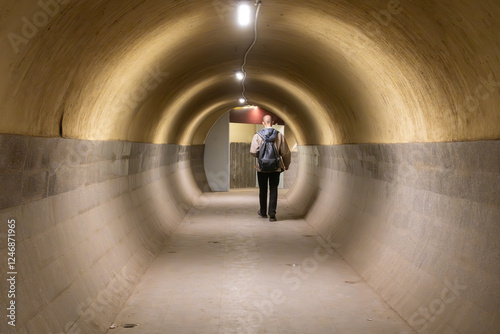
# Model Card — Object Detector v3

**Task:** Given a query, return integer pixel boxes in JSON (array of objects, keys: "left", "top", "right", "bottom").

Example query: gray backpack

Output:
[{"left": 257, "top": 128, "right": 280, "bottom": 172}]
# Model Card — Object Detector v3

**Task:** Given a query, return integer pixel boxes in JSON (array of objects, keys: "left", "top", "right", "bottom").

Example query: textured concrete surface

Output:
[
  {"left": 0, "top": 0, "right": 499, "bottom": 333},
  {"left": 0, "top": 136, "right": 208, "bottom": 333},
  {"left": 107, "top": 190, "right": 414, "bottom": 334},
  {"left": 0, "top": 1, "right": 499, "bottom": 144},
  {"left": 190, "top": 145, "right": 211, "bottom": 193},
  {"left": 283, "top": 152, "right": 298, "bottom": 189},
  {"left": 1, "top": 135, "right": 499, "bottom": 334},
  {"left": 289, "top": 142, "right": 500, "bottom": 334},
  {"left": 0, "top": 136, "right": 209, "bottom": 210}
]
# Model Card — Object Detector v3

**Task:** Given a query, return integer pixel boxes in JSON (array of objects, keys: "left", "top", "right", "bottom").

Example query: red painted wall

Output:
[{"left": 229, "top": 107, "right": 285, "bottom": 125}]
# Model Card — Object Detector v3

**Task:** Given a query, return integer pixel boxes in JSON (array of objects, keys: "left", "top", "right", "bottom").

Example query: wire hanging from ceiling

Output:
[{"left": 239, "top": 1, "right": 262, "bottom": 105}]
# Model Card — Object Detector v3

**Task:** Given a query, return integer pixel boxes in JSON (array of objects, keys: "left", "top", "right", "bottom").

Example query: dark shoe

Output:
[
  {"left": 258, "top": 210, "right": 268, "bottom": 218},
  {"left": 269, "top": 216, "right": 276, "bottom": 222}
]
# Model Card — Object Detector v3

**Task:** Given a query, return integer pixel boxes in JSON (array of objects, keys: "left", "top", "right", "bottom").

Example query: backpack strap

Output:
[
  {"left": 256, "top": 130, "right": 277, "bottom": 142},
  {"left": 256, "top": 131, "right": 281, "bottom": 171}
]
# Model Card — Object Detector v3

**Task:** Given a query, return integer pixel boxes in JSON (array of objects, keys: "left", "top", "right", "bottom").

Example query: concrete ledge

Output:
[{"left": 0, "top": 135, "right": 205, "bottom": 210}]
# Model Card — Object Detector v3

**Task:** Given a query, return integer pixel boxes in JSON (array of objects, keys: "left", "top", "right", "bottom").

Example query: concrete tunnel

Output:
[{"left": 0, "top": 0, "right": 499, "bottom": 333}]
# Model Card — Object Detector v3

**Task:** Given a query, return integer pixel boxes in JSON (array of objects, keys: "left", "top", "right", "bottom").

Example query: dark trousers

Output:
[{"left": 257, "top": 172, "right": 281, "bottom": 217}]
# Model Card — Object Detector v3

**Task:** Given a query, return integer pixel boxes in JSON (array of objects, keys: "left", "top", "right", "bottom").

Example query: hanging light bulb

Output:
[
  {"left": 236, "top": 1, "right": 262, "bottom": 108},
  {"left": 237, "top": 3, "right": 252, "bottom": 26},
  {"left": 235, "top": 71, "right": 245, "bottom": 81}
]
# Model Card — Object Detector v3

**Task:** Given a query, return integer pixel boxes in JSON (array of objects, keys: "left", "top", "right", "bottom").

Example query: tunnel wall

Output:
[
  {"left": 283, "top": 151, "right": 299, "bottom": 189},
  {"left": 290, "top": 141, "right": 500, "bottom": 334},
  {"left": 0, "top": 1, "right": 498, "bottom": 333},
  {"left": 190, "top": 144, "right": 211, "bottom": 192},
  {"left": 0, "top": 135, "right": 205, "bottom": 333}
]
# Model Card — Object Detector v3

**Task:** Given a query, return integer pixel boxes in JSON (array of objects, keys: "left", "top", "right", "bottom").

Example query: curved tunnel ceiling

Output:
[{"left": 0, "top": 0, "right": 499, "bottom": 145}]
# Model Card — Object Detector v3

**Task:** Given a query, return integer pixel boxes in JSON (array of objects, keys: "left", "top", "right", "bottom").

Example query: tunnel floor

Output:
[{"left": 107, "top": 189, "right": 414, "bottom": 334}]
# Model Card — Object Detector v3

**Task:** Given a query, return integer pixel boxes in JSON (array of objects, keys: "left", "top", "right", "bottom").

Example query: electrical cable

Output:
[{"left": 240, "top": 1, "right": 262, "bottom": 104}]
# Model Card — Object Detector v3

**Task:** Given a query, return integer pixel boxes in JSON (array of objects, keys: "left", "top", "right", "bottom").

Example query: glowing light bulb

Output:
[
  {"left": 239, "top": 98, "right": 246, "bottom": 104},
  {"left": 235, "top": 71, "right": 245, "bottom": 80},
  {"left": 237, "top": 3, "right": 251, "bottom": 26}
]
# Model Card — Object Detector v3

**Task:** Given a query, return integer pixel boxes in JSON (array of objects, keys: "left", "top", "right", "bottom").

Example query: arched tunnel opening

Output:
[{"left": 0, "top": 1, "right": 499, "bottom": 333}]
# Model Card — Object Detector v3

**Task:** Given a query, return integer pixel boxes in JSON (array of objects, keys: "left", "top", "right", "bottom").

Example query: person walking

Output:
[{"left": 250, "top": 115, "right": 291, "bottom": 221}]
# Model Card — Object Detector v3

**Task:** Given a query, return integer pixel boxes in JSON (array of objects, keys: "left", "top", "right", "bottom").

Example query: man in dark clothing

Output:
[{"left": 250, "top": 115, "right": 291, "bottom": 221}]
